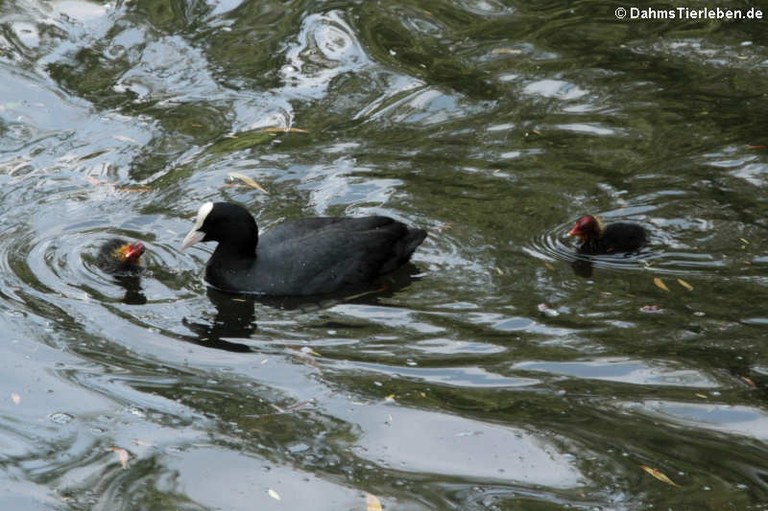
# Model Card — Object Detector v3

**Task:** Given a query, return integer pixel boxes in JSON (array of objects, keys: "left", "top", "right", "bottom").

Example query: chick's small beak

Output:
[
  {"left": 119, "top": 242, "right": 145, "bottom": 263},
  {"left": 128, "top": 242, "right": 145, "bottom": 259},
  {"left": 181, "top": 229, "right": 205, "bottom": 250},
  {"left": 568, "top": 226, "right": 589, "bottom": 241}
]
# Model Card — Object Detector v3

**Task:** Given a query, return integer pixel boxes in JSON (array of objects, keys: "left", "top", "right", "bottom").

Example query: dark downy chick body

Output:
[{"left": 568, "top": 215, "right": 647, "bottom": 255}]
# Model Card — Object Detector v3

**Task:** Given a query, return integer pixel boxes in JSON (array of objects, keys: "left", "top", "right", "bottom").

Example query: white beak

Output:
[
  {"left": 182, "top": 202, "right": 214, "bottom": 249},
  {"left": 181, "top": 229, "right": 206, "bottom": 250}
]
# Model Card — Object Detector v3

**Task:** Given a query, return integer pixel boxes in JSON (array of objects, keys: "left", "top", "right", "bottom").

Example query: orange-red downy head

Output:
[
  {"left": 115, "top": 241, "right": 145, "bottom": 264},
  {"left": 568, "top": 215, "right": 603, "bottom": 241}
]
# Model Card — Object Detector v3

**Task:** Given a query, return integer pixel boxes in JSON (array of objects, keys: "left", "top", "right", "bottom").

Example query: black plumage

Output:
[
  {"left": 182, "top": 202, "right": 427, "bottom": 296},
  {"left": 568, "top": 215, "right": 647, "bottom": 255},
  {"left": 96, "top": 238, "right": 145, "bottom": 275}
]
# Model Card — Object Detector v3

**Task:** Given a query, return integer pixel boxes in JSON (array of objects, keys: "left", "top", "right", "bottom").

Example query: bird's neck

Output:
[
  {"left": 210, "top": 239, "right": 257, "bottom": 265},
  {"left": 212, "top": 220, "right": 259, "bottom": 260}
]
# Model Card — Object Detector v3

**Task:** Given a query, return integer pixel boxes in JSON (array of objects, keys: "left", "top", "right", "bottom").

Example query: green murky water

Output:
[{"left": 0, "top": 0, "right": 766, "bottom": 509}]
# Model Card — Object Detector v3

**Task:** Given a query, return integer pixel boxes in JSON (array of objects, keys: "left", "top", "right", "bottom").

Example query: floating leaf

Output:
[
  {"left": 384, "top": 394, "right": 396, "bottom": 403},
  {"left": 653, "top": 278, "right": 670, "bottom": 292},
  {"left": 267, "top": 488, "right": 281, "bottom": 501},
  {"left": 366, "top": 493, "right": 383, "bottom": 511},
  {"left": 640, "top": 465, "right": 680, "bottom": 487},
  {"left": 262, "top": 127, "right": 309, "bottom": 134},
  {"left": 695, "top": 393, "right": 708, "bottom": 399},
  {"left": 676, "top": 278, "right": 694, "bottom": 291},
  {"left": 11, "top": 392, "right": 21, "bottom": 405},
  {"left": 112, "top": 447, "right": 130, "bottom": 469},
  {"left": 747, "top": 145, "right": 767, "bottom": 150},
  {"left": 226, "top": 172, "right": 269, "bottom": 193},
  {"left": 741, "top": 376, "right": 757, "bottom": 388}
]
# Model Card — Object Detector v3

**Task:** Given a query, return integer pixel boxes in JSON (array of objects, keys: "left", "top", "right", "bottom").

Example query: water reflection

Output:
[
  {"left": 1, "top": 0, "right": 767, "bottom": 508},
  {"left": 110, "top": 273, "right": 147, "bottom": 305},
  {"left": 182, "top": 289, "right": 256, "bottom": 351},
  {"left": 182, "top": 265, "right": 424, "bottom": 351},
  {"left": 569, "top": 250, "right": 652, "bottom": 279}
]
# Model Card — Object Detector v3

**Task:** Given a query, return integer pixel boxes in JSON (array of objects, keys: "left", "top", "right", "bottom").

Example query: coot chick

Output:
[
  {"left": 96, "top": 238, "right": 145, "bottom": 275},
  {"left": 181, "top": 202, "right": 427, "bottom": 296},
  {"left": 568, "top": 215, "right": 647, "bottom": 254}
]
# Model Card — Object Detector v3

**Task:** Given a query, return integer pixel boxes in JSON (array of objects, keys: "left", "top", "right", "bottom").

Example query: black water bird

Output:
[
  {"left": 567, "top": 215, "right": 647, "bottom": 255},
  {"left": 181, "top": 202, "right": 427, "bottom": 296}
]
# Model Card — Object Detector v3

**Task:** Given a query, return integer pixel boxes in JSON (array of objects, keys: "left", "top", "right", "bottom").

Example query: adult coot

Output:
[
  {"left": 181, "top": 202, "right": 427, "bottom": 296},
  {"left": 96, "top": 238, "right": 145, "bottom": 275},
  {"left": 568, "top": 215, "right": 647, "bottom": 254}
]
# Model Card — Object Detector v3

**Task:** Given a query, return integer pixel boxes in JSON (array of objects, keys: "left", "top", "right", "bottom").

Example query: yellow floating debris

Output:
[
  {"left": 653, "top": 277, "right": 670, "bottom": 292},
  {"left": 640, "top": 464, "right": 680, "bottom": 487},
  {"left": 226, "top": 172, "right": 269, "bottom": 194},
  {"left": 366, "top": 493, "right": 383, "bottom": 511}
]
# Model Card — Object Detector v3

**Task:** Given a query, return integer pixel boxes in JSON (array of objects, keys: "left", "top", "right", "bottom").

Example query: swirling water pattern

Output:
[{"left": 0, "top": 0, "right": 767, "bottom": 509}]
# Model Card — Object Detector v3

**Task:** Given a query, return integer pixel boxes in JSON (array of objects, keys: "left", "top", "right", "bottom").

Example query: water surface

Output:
[{"left": 0, "top": 0, "right": 767, "bottom": 509}]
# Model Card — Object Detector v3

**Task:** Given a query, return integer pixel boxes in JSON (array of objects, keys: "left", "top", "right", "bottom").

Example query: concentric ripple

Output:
[
  {"left": 0, "top": 196, "right": 208, "bottom": 347},
  {"left": 525, "top": 215, "right": 745, "bottom": 279},
  {"left": 11, "top": 225, "right": 199, "bottom": 305}
]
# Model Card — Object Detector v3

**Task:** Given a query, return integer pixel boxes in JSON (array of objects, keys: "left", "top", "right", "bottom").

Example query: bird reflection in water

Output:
[
  {"left": 182, "top": 263, "right": 423, "bottom": 352},
  {"left": 570, "top": 257, "right": 596, "bottom": 278}
]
